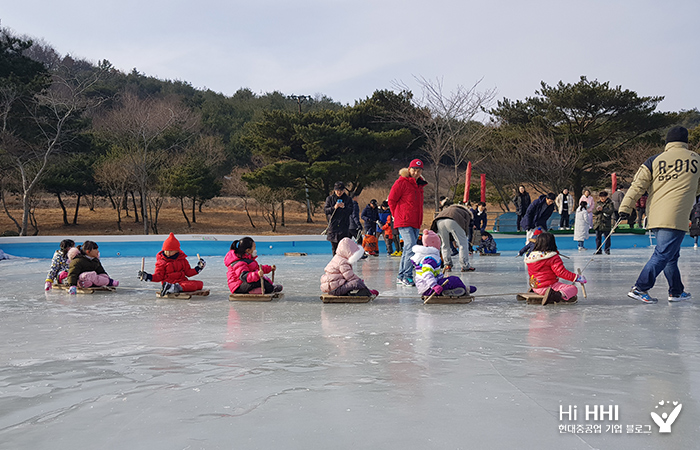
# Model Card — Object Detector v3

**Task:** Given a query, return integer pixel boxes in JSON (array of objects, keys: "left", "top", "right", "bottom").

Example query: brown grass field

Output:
[{"left": 0, "top": 183, "right": 504, "bottom": 237}]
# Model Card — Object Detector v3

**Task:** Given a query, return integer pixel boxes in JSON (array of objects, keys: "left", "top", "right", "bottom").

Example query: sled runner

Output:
[{"left": 156, "top": 289, "right": 210, "bottom": 299}]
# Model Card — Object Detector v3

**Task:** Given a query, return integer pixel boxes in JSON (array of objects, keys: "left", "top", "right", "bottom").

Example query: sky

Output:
[{"left": 2, "top": 0, "right": 699, "bottom": 113}]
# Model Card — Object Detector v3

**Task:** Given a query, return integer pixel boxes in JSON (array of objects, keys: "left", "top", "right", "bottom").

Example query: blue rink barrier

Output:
[{"left": 0, "top": 231, "right": 693, "bottom": 259}]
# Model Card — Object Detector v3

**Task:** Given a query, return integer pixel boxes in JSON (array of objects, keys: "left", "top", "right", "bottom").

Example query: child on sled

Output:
[
  {"left": 225, "top": 237, "right": 282, "bottom": 294},
  {"left": 45, "top": 239, "right": 75, "bottom": 290},
  {"left": 524, "top": 232, "right": 586, "bottom": 304},
  {"left": 411, "top": 230, "right": 476, "bottom": 297},
  {"left": 321, "top": 237, "right": 379, "bottom": 297},
  {"left": 66, "top": 241, "right": 119, "bottom": 295},
  {"left": 138, "top": 233, "right": 206, "bottom": 296}
]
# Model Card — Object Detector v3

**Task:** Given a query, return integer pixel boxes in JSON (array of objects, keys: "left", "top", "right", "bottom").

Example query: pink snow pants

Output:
[
  {"left": 533, "top": 281, "right": 578, "bottom": 300},
  {"left": 78, "top": 272, "right": 110, "bottom": 288}
]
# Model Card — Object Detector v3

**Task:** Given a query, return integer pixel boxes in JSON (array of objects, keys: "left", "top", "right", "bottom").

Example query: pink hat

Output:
[
  {"left": 409, "top": 159, "right": 424, "bottom": 169},
  {"left": 67, "top": 247, "right": 81, "bottom": 260},
  {"left": 422, "top": 229, "right": 441, "bottom": 249}
]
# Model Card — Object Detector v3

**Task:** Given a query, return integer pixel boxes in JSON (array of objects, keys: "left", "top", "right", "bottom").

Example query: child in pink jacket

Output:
[
  {"left": 224, "top": 237, "right": 282, "bottom": 294},
  {"left": 320, "top": 237, "right": 379, "bottom": 297},
  {"left": 524, "top": 232, "right": 586, "bottom": 304}
]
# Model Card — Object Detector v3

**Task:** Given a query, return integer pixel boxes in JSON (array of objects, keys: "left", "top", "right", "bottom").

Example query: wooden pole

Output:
[
  {"left": 577, "top": 268, "right": 587, "bottom": 298},
  {"left": 423, "top": 279, "right": 450, "bottom": 304},
  {"left": 141, "top": 257, "right": 145, "bottom": 272}
]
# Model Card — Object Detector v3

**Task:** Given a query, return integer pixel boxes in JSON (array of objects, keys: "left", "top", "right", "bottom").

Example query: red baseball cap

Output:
[{"left": 409, "top": 159, "right": 424, "bottom": 169}]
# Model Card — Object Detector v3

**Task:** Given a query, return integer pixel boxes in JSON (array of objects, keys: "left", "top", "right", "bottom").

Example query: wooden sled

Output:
[
  {"left": 229, "top": 292, "right": 284, "bottom": 302},
  {"left": 516, "top": 292, "right": 545, "bottom": 304},
  {"left": 321, "top": 294, "right": 375, "bottom": 303},
  {"left": 54, "top": 284, "right": 116, "bottom": 294},
  {"left": 516, "top": 289, "right": 578, "bottom": 305},
  {"left": 422, "top": 294, "right": 474, "bottom": 304},
  {"left": 156, "top": 289, "right": 210, "bottom": 300},
  {"left": 284, "top": 252, "right": 307, "bottom": 256}
]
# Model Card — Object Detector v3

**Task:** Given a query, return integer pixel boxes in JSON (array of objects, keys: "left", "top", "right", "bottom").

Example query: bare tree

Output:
[
  {"left": 222, "top": 167, "right": 256, "bottom": 228},
  {"left": 0, "top": 66, "right": 105, "bottom": 235},
  {"left": 94, "top": 147, "right": 136, "bottom": 231},
  {"left": 392, "top": 77, "right": 497, "bottom": 211},
  {"left": 94, "top": 92, "right": 198, "bottom": 234}
]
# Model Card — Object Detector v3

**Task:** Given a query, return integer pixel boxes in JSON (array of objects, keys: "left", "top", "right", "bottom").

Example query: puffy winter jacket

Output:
[
  {"left": 224, "top": 251, "right": 273, "bottom": 294},
  {"left": 520, "top": 195, "right": 555, "bottom": 231},
  {"left": 524, "top": 251, "right": 577, "bottom": 290},
  {"left": 151, "top": 251, "right": 199, "bottom": 284},
  {"left": 410, "top": 245, "right": 441, "bottom": 294},
  {"left": 320, "top": 238, "right": 364, "bottom": 293},
  {"left": 619, "top": 142, "right": 700, "bottom": 231},
  {"left": 66, "top": 254, "right": 108, "bottom": 287},
  {"left": 388, "top": 168, "right": 427, "bottom": 229}
]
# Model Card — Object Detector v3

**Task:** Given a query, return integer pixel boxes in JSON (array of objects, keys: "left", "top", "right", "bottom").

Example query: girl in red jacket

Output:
[
  {"left": 524, "top": 232, "right": 586, "bottom": 304},
  {"left": 138, "top": 233, "right": 205, "bottom": 296},
  {"left": 224, "top": 237, "right": 282, "bottom": 294}
]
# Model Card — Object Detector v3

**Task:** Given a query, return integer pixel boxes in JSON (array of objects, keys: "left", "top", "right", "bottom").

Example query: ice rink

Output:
[{"left": 1, "top": 246, "right": 699, "bottom": 449}]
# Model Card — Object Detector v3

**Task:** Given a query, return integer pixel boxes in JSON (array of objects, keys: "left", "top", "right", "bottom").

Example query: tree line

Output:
[{"left": 1, "top": 27, "right": 698, "bottom": 235}]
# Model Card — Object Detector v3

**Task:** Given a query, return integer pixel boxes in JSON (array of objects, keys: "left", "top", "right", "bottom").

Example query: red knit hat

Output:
[{"left": 162, "top": 233, "right": 180, "bottom": 251}]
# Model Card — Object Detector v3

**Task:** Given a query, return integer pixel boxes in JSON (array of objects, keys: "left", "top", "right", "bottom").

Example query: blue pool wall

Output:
[{"left": 0, "top": 232, "right": 688, "bottom": 259}]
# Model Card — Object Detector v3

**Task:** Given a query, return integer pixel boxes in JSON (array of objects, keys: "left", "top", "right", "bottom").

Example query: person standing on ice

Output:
[
  {"left": 520, "top": 192, "right": 556, "bottom": 241},
  {"left": 388, "top": 159, "right": 428, "bottom": 287},
  {"left": 619, "top": 126, "right": 700, "bottom": 303}
]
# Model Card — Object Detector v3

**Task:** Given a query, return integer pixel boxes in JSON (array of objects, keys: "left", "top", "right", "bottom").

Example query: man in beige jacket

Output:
[{"left": 619, "top": 126, "right": 700, "bottom": 303}]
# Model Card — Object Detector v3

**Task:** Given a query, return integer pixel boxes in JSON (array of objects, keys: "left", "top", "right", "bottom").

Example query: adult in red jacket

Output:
[
  {"left": 388, "top": 159, "right": 428, "bottom": 286},
  {"left": 138, "top": 233, "right": 205, "bottom": 295}
]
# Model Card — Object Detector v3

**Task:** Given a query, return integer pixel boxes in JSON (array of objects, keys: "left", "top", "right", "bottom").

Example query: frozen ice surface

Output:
[{"left": 1, "top": 247, "right": 700, "bottom": 449}]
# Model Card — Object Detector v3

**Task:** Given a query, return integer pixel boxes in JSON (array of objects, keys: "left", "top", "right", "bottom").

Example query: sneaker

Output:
[
  {"left": 561, "top": 295, "right": 578, "bottom": 304},
  {"left": 444, "top": 265, "right": 452, "bottom": 272},
  {"left": 273, "top": 284, "right": 283, "bottom": 293},
  {"left": 369, "top": 289, "right": 379, "bottom": 296},
  {"left": 404, "top": 277, "right": 415, "bottom": 286},
  {"left": 461, "top": 266, "right": 475, "bottom": 272},
  {"left": 396, "top": 277, "right": 405, "bottom": 285},
  {"left": 628, "top": 287, "right": 658, "bottom": 304},
  {"left": 443, "top": 287, "right": 467, "bottom": 297},
  {"left": 668, "top": 292, "right": 691, "bottom": 302}
]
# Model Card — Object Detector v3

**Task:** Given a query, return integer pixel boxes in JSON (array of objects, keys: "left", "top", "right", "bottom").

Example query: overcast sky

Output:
[{"left": 3, "top": 0, "right": 699, "bottom": 113}]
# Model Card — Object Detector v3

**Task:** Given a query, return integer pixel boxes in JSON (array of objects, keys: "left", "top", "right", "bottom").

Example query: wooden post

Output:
[
  {"left": 577, "top": 268, "right": 587, "bottom": 298},
  {"left": 141, "top": 257, "right": 145, "bottom": 272}
]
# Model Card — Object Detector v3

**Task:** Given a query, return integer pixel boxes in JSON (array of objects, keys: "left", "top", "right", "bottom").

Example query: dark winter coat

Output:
[
  {"left": 520, "top": 195, "right": 555, "bottom": 231},
  {"left": 361, "top": 204, "right": 380, "bottom": 233},
  {"left": 592, "top": 198, "right": 615, "bottom": 232},
  {"left": 66, "top": 254, "right": 107, "bottom": 287},
  {"left": 324, "top": 193, "right": 352, "bottom": 242},
  {"left": 472, "top": 208, "right": 487, "bottom": 231},
  {"left": 690, "top": 202, "right": 700, "bottom": 238},
  {"left": 388, "top": 168, "right": 427, "bottom": 229},
  {"left": 430, "top": 205, "right": 473, "bottom": 233},
  {"left": 349, "top": 199, "right": 361, "bottom": 232},
  {"left": 513, "top": 191, "right": 531, "bottom": 215},
  {"left": 150, "top": 251, "right": 199, "bottom": 284}
]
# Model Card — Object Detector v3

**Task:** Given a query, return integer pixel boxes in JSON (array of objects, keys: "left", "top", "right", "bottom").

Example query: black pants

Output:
[
  {"left": 235, "top": 278, "right": 274, "bottom": 294},
  {"left": 516, "top": 214, "right": 524, "bottom": 231},
  {"left": 559, "top": 212, "right": 570, "bottom": 228},
  {"left": 595, "top": 230, "right": 611, "bottom": 254}
]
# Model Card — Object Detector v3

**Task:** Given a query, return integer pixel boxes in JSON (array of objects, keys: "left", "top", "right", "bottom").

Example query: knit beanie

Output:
[
  {"left": 162, "top": 233, "right": 180, "bottom": 252},
  {"left": 666, "top": 126, "right": 689, "bottom": 144},
  {"left": 422, "top": 229, "right": 441, "bottom": 250},
  {"left": 67, "top": 247, "right": 80, "bottom": 260}
]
